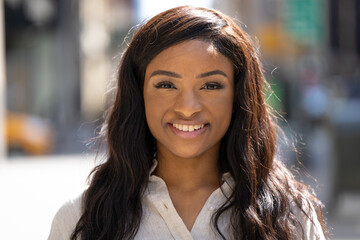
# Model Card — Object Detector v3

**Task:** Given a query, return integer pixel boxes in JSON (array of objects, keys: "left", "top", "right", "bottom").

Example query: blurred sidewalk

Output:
[
  {"left": 328, "top": 192, "right": 360, "bottom": 240},
  {"left": 0, "top": 155, "right": 359, "bottom": 239},
  {"left": 0, "top": 155, "right": 95, "bottom": 240}
]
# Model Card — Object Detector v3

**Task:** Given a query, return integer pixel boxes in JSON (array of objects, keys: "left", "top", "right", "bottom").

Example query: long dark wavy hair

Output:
[{"left": 71, "top": 6, "right": 326, "bottom": 240}]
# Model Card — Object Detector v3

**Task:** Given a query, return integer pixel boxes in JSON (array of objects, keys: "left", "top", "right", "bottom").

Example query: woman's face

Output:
[{"left": 143, "top": 40, "right": 234, "bottom": 159}]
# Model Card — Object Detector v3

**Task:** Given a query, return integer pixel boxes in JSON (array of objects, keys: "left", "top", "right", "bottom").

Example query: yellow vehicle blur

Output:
[{"left": 6, "top": 112, "right": 55, "bottom": 155}]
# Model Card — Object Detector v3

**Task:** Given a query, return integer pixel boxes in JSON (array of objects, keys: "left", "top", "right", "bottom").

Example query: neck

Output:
[{"left": 154, "top": 147, "right": 221, "bottom": 191}]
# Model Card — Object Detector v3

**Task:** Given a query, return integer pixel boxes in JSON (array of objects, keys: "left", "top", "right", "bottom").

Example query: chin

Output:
[{"left": 170, "top": 148, "right": 206, "bottom": 159}]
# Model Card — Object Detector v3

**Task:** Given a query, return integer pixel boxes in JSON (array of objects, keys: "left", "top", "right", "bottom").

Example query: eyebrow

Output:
[
  {"left": 149, "top": 69, "right": 228, "bottom": 79},
  {"left": 150, "top": 70, "right": 182, "bottom": 78},
  {"left": 196, "top": 70, "right": 228, "bottom": 78}
]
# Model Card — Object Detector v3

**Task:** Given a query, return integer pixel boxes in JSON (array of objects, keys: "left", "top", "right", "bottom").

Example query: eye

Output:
[
  {"left": 201, "top": 82, "right": 224, "bottom": 90},
  {"left": 154, "top": 81, "right": 177, "bottom": 89}
]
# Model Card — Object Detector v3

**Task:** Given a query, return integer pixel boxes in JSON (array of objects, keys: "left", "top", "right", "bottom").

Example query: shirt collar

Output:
[{"left": 149, "top": 159, "right": 159, "bottom": 176}]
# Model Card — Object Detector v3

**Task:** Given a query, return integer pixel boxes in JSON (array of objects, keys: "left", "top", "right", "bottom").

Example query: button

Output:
[
  {"left": 163, "top": 202, "right": 168, "bottom": 210},
  {"left": 209, "top": 206, "right": 215, "bottom": 211}
]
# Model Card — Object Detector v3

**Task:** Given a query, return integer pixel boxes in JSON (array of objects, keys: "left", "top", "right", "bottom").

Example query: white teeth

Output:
[{"left": 172, "top": 123, "right": 205, "bottom": 132}]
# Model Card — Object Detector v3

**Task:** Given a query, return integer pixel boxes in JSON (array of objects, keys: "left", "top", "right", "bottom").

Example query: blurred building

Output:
[
  {"left": 4, "top": 0, "right": 134, "bottom": 155},
  {"left": 5, "top": 0, "right": 82, "bottom": 154}
]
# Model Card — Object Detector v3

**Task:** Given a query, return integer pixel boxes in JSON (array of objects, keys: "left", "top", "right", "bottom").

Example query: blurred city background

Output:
[{"left": 0, "top": 0, "right": 359, "bottom": 239}]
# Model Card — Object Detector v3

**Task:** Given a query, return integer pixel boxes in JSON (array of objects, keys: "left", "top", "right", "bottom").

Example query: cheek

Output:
[
  {"left": 144, "top": 97, "right": 157, "bottom": 125},
  {"left": 213, "top": 93, "right": 233, "bottom": 114},
  {"left": 212, "top": 93, "right": 234, "bottom": 130},
  {"left": 144, "top": 95, "right": 168, "bottom": 133}
]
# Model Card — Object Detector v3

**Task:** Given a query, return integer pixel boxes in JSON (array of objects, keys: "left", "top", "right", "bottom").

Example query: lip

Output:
[{"left": 168, "top": 123, "right": 209, "bottom": 139}]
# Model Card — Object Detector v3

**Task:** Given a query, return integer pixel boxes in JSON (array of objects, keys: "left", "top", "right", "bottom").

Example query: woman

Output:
[{"left": 49, "top": 6, "right": 327, "bottom": 240}]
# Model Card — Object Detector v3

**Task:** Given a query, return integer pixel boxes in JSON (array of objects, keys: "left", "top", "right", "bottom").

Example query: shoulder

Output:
[{"left": 48, "top": 193, "right": 83, "bottom": 240}]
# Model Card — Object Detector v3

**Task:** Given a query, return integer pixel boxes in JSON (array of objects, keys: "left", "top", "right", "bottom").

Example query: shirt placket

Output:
[{"left": 148, "top": 176, "right": 194, "bottom": 240}]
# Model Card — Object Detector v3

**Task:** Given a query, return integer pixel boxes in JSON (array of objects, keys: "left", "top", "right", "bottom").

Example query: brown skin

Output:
[{"left": 143, "top": 40, "right": 234, "bottom": 230}]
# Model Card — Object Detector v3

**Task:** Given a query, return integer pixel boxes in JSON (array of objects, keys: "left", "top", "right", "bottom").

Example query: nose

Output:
[{"left": 173, "top": 89, "right": 202, "bottom": 118}]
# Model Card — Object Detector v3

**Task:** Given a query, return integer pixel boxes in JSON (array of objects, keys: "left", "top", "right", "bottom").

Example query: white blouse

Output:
[{"left": 48, "top": 162, "right": 326, "bottom": 240}]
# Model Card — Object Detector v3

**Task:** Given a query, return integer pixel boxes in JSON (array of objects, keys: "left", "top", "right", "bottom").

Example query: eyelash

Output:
[
  {"left": 201, "top": 82, "right": 224, "bottom": 90},
  {"left": 153, "top": 81, "right": 224, "bottom": 90},
  {"left": 154, "top": 81, "right": 176, "bottom": 89}
]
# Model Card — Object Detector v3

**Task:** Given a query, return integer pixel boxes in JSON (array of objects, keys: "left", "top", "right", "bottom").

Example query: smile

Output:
[{"left": 172, "top": 123, "right": 205, "bottom": 132}]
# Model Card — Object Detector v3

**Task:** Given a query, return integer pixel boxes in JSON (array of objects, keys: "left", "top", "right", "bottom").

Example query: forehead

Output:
[
  {"left": 158, "top": 40, "right": 219, "bottom": 58},
  {"left": 145, "top": 40, "right": 233, "bottom": 77},
  {"left": 152, "top": 40, "right": 220, "bottom": 61}
]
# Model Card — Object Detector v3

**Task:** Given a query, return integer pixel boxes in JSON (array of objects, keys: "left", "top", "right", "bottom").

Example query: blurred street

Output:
[
  {"left": 1, "top": 0, "right": 360, "bottom": 239},
  {"left": 0, "top": 155, "right": 95, "bottom": 240},
  {"left": 0, "top": 155, "right": 359, "bottom": 240}
]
